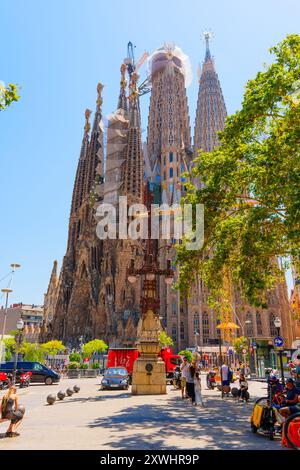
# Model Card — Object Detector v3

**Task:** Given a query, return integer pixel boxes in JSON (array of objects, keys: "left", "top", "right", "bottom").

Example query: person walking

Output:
[
  {"left": 0, "top": 386, "right": 25, "bottom": 437},
  {"left": 294, "top": 354, "right": 300, "bottom": 388},
  {"left": 194, "top": 371, "right": 204, "bottom": 407},
  {"left": 186, "top": 363, "right": 196, "bottom": 404},
  {"left": 180, "top": 357, "right": 189, "bottom": 399}
]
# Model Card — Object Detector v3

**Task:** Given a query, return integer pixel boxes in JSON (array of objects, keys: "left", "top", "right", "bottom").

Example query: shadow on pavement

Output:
[{"left": 87, "top": 394, "right": 281, "bottom": 450}]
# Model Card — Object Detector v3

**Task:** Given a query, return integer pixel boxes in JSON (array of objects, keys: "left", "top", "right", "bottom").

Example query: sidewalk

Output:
[{"left": 0, "top": 377, "right": 284, "bottom": 450}]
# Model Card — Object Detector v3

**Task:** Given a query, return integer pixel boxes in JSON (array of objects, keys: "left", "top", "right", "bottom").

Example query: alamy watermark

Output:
[{"left": 95, "top": 196, "right": 204, "bottom": 250}]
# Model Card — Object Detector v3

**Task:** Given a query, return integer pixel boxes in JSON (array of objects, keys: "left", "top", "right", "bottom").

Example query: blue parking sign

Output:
[{"left": 274, "top": 336, "right": 284, "bottom": 348}]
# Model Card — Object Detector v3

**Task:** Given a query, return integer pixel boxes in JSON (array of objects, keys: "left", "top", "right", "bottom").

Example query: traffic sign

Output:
[
  {"left": 242, "top": 349, "right": 247, "bottom": 355},
  {"left": 252, "top": 341, "right": 257, "bottom": 348},
  {"left": 274, "top": 336, "right": 284, "bottom": 348}
]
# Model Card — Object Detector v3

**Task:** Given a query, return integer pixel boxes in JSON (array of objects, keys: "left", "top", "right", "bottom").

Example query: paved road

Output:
[{"left": 0, "top": 376, "right": 286, "bottom": 450}]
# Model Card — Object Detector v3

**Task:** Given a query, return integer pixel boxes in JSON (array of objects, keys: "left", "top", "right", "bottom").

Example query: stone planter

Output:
[{"left": 67, "top": 369, "right": 80, "bottom": 379}]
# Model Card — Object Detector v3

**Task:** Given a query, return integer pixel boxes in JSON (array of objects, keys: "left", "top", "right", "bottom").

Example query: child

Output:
[{"left": 194, "top": 371, "right": 204, "bottom": 407}]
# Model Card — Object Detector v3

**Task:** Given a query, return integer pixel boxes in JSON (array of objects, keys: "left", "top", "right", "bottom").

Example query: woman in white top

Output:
[{"left": 194, "top": 371, "right": 204, "bottom": 406}]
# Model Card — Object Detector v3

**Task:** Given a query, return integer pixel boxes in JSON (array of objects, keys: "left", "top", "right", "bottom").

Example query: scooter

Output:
[
  {"left": 0, "top": 372, "right": 12, "bottom": 390},
  {"left": 19, "top": 371, "right": 31, "bottom": 388},
  {"left": 206, "top": 370, "right": 217, "bottom": 389}
]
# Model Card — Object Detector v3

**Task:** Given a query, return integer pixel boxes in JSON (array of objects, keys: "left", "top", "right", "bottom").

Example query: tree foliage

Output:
[
  {"left": 177, "top": 34, "right": 300, "bottom": 307},
  {"left": 159, "top": 331, "right": 174, "bottom": 347},
  {"left": 178, "top": 349, "right": 193, "bottom": 363},
  {"left": 233, "top": 336, "right": 248, "bottom": 354},
  {"left": 82, "top": 339, "right": 108, "bottom": 358},
  {"left": 20, "top": 342, "right": 45, "bottom": 363},
  {"left": 0, "top": 82, "right": 19, "bottom": 110},
  {"left": 41, "top": 340, "right": 65, "bottom": 356}
]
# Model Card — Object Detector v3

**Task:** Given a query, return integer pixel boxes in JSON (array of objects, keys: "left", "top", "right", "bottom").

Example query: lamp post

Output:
[
  {"left": 1, "top": 288, "right": 13, "bottom": 343},
  {"left": 1, "top": 263, "right": 21, "bottom": 343},
  {"left": 13, "top": 318, "right": 24, "bottom": 384},
  {"left": 128, "top": 183, "right": 174, "bottom": 395},
  {"left": 274, "top": 317, "right": 285, "bottom": 385}
]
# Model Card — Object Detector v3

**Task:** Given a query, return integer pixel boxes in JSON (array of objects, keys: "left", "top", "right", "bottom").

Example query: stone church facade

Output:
[{"left": 41, "top": 38, "right": 296, "bottom": 351}]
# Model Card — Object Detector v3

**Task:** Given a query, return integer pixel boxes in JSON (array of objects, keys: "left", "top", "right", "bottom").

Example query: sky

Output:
[{"left": 0, "top": 0, "right": 299, "bottom": 306}]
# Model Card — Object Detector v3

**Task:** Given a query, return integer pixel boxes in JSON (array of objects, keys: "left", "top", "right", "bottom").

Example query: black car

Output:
[
  {"left": 101, "top": 367, "right": 129, "bottom": 390},
  {"left": 0, "top": 361, "right": 60, "bottom": 385}
]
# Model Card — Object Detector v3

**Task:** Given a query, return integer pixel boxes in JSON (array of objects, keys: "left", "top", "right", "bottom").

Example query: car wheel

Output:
[{"left": 45, "top": 377, "right": 53, "bottom": 385}]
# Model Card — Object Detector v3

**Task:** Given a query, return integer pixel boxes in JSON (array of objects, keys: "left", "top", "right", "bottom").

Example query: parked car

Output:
[
  {"left": 0, "top": 361, "right": 60, "bottom": 385},
  {"left": 101, "top": 367, "right": 129, "bottom": 390}
]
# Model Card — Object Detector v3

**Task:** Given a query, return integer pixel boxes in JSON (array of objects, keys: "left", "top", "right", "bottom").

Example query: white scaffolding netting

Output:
[{"left": 147, "top": 42, "right": 193, "bottom": 87}]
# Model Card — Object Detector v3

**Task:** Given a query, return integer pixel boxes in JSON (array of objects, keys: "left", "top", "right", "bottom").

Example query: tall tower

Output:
[
  {"left": 146, "top": 43, "right": 193, "bottom": 351},
  {"left": 194, "top": 33, "right": 227, "bottom": 153},
  {"left": 147, "top": 43, "right": 192, "bottom": 204},
  {"left": 49, "top": 85, "right": 106, "bottom": 346}
]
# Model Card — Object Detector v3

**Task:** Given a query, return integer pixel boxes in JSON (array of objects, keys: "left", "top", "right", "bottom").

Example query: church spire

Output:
[
  {"left": 194, "top": 33, "right": 227, "bottom": 153},
  {"left": 123, "top": 72, "right": 143, "bottom": 201},
  {"left": 84, "top": 83, "right": 104, "bottom": 196},
  {"left": 204, "top": 32, "right": 212, "bottom": 62},
  {"left": 70, "top": 109, "right": 91, "bottom": 215},
  {"left": 117, "top": 63, "right": 128, "bottom": 112}
]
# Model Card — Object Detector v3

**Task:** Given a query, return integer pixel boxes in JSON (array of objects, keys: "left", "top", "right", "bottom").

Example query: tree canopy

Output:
[
  {"left": 0, "top": 82, "right": 19, "bottom": 110},
  {"left": 82, "top": 339, "right": 108, "bottom": 358},
  {"left": 177, "top": 34, "right": 300, "bottom": 307},
  {"left": 159, "top": 331, "right": 174, "bottom": 347}
]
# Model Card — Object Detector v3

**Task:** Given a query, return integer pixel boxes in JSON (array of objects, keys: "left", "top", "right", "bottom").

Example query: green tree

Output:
[
  {"left": 178, "top": 349, "right": 193, "bottom": 363},
  {"left": 4, "top": 337, "right": 16, "bottom": 361},
  {"left": 69, "top": 352, "right": 82, "bottom": 363},
  {"left": 82, "top": 339, "right": 108, "bottom": 358},
  {"left": 41, "top": 340, "right": 65, "bottom": 356},
  {"left": 233, "top": 337, "right": 248, "bottom": 355},
  {"left": 0, "top": 83, "right": 19, "bottom": 110},
  {"left": 177, "top": 34, "right": 300, "bottom": 307},
  {"left": 20, "top": 342, "right": 45, "bottom": 363},
  {"left": 159, "top": 331, "right": 174, "bottom": 348}
]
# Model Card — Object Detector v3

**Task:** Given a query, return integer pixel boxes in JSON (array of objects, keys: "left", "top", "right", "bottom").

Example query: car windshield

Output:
[{"left": 106, "top": 368, "right": 127, "bottom": 376}]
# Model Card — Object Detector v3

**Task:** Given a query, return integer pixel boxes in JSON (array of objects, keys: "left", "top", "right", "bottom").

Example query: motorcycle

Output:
[
  {"left": 172, "top": 367, "right": 181, "bottom": 389},
  {"left": 206, "top": 370, "right": 217, "bottom": 389},
  {"left": 0, "top": 372, "right": 12, "bottom": 390},
  {"left": 19, "top": 371, "right": 31, "bottom": 388}
]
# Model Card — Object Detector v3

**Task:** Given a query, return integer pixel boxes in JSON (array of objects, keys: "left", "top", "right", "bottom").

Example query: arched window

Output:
[
  {"left": 180, "top": 322, "right": 184, "bottom": 340},
  {"left": 202, "top": 312, "right": 210, "bottom": 344},
  {"left": 172, "top": 324, "right": 177, "bottom": 341},
  {"left": 256, "top": 312, "right": 263, "bottom": 336},
  {"left": 169, "top": 152, "right": 173, "bottom": 163},
  {"left": 246, "top": 312, "right": 254, "bottom": 337},
  {"left": 193, "top": 313, "right": 199, "bottom": 332},
  {"left": 269, "top": 313, "right": 277, "bottom": 336},
  {"left": 169, "top": 167, "right": 173, "bottom": 178}
]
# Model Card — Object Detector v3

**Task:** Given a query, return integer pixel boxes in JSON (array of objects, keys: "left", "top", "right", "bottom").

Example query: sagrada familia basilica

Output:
[{"left": 41, "top": 35, "right": 297, "bottom": 352}]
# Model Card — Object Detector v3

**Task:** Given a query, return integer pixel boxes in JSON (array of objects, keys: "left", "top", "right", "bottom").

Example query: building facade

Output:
[{"left": 43, "top": 38, "right": 296, "bottom": 352}]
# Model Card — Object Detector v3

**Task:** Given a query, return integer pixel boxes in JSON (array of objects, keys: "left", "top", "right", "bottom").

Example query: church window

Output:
[
  {"left": 180, "top": 322, "right": 184, "bottom": 340},
  {"left": 269, "top": 313, "right": 278, "bottom": 336},
  {"left": 256, "top": 312, "right": 263, "bottom": 336},
  {"left": 172, "top": 324, "right": 177, "bottom": 341},
  {"left": 169, "top": 168, "right": 173, "bottom": 178},
  {"left": 169, "top": 152, "right": 173, "bottom": 163}
]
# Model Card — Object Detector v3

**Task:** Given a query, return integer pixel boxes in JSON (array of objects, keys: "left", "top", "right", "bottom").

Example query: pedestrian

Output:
[
  {"left": 294, "top": 354, "right": 300, "bottom": 388},
  {"left": 0, "top": 386, "right": 25, "bottom": 438},
  {"left": 186, "top": 363, "right": 196, "bottom": 404},
  {"left": 194, "top": 371, "right": 204, "bottom": 407},
  {"left": 180, "top": 357, "right": 189, "bottom": 399},
  {"left": 238, "top": 373, "right": 249, "bottom": 403}
]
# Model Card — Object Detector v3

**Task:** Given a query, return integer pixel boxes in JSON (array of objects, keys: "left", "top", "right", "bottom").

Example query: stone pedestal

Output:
[{"left": 131, "top": 309, "right": 167, "bottom": 395}]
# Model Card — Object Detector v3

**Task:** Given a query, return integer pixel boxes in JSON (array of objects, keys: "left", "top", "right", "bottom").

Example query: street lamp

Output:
[
  {"left": 1, "top": 288, "right": 13, "bottom": 343},
  {"left": 13, "top": 318, "right": 24, "bottom": 384},
  {"left": 1, "top": 263, "right": 21, "bottom": 343},
  {"left": 274, "top": 316, "right": 285, "bottom": 385}
]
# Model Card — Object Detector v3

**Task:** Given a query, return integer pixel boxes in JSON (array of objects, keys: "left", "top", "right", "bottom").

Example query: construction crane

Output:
[{"left": 124, "top": 41, "right": 151, "bottom": 96}]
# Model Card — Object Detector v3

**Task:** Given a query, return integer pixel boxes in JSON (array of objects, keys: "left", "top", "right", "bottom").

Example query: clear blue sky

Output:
[{"left": 1, "top": 0, "right": 298, "bottom": 305}]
